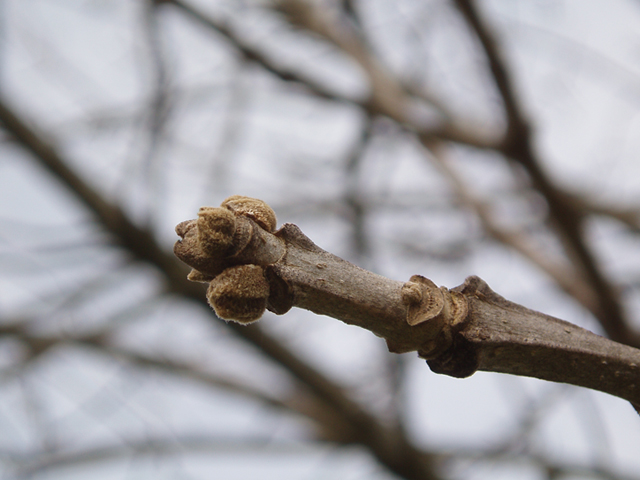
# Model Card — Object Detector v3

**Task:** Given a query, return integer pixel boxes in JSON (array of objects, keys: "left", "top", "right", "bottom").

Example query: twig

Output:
[
  {"left": 174, "top": 196, "right": 640, "bottom": 408},
  {"left": 167, "top": 0, "right": 496, "bottom": 150}
]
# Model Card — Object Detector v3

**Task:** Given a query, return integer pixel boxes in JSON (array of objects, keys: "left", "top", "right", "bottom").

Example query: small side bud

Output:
[
  {"left": 222, "top": 195, "right": 277, "bottom": 233},
  {"left": 197, "top": 207, "right": 236, "bottom": 256},
  {"left": 402, "top": 275, "right": 444, "bottom": 326},
  {"left": 401, "top": 281, "right": 422, "bottom": 305},
  {"left": 207, "top": 265, "right": 270, "bottom": 324}
]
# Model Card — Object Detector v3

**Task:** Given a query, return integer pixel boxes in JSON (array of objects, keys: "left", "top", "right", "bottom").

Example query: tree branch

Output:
[
  {"left": 166, "top": 0, "right": 497, "bottom": 150},
  {"left": 174, "top": 196, "right": 640, "bottom": 409}
]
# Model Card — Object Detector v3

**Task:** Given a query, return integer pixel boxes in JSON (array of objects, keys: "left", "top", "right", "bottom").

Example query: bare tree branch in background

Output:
[{"left": 451, "top": 0, "right": 638, "bottom": 347}]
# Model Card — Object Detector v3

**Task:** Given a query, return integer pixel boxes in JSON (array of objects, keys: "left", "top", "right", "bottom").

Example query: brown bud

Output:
[
  {"left": 221, "top": 195, "right": 277, "bottom": 233},
  {"left": 197, "top": 206, "right": 236, "bottom": 256},
  {"left": 207, "top": 265, "right": 270, "bottom": 324},
  {"left": 402, "top": 275, "right": 444, "bottom": 326},
  {"left": 174, "top": 219, "right": 227, "bottom": 278},
  {"left": 400, "top": 281, "right": 422, "bottom": 305}
]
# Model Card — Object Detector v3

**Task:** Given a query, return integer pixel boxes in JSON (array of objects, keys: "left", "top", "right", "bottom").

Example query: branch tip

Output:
[{"left": 173, "top": 196, "right": 640, "bottom": 408}]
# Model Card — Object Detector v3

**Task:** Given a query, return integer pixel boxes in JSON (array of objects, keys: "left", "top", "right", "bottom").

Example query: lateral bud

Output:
[
  {"left": 402, "top": 275, "right": 444, "bottom": 326},
  {"left": 207, "top": 264, "right": 270, "bottom": 324},
  {"left": 401, "top": 275, "right": 469, "bottom": 359},
  {"left": 402, "top": 275, "right": 468, "bottom": 329}
]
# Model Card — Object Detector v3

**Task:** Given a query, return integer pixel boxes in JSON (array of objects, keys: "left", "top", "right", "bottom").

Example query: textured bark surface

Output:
[{"left": 175, "top": 197, "right": 640, "bottom": 408}]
